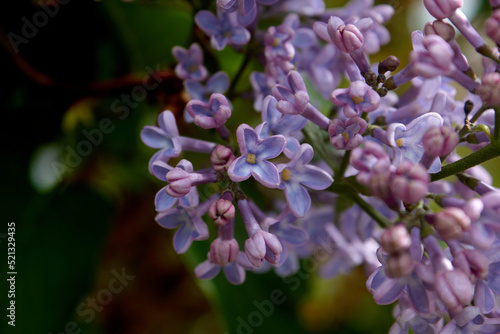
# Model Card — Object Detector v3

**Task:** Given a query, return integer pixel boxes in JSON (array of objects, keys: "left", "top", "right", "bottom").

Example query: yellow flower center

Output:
[
  {"left": 281, "top": 168, "right": 291, "bottom": 181},
  {"left": 342, "top": 131, "right": 349, "bottom": 142},
  {"left": 273, "top": 37, "right": 280, "bottom": 47},
  {"left": 396, "top": 138, "right": 404, "bottom": 147},
  {"left": 352, "top": 96, "right": 364, "bottom": 104},
  {"left": 246, "top": 153, "right": 257, "bottom": 164}
]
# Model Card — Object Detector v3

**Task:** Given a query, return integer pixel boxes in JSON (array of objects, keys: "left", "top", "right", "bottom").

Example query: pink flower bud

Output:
[
  {"left": 424, "top": 0, "right": 463, "bottom": 20},
  {"left": 208, "top": 199, "right": 235, "bottom": 226},
  {"left": 384, "top": 252, "right": 415, "bottom": 278},
  {"left": 432, "top": 207, "right": 471, "bottom": 239},
  {"left": 333, "top": 24, "right": 364, "bottom": 54},
  {"left": 485, "top": 10, "right": 500, "bottom": 46},
  {"left": 244, "top": 230, "right": 282, "bottom": 267},
  {"left": 211, "top": 145, "right": 235, "bottom": 172},
  {"left": 422, "top": 126, "right": 459, "bottom": 158},
  {"left": 210, "top": 238, "right": 239, "bottom": 266},
  {"left": 478, "top": 72, "right": 500, "bottom": 106},
  {"left": 453, "top": 248, "right": 489, "bottom": 280},
  {"left": 380, "top": 224, "right": 412, "bottom": 254},
  {"left": 391, "top": 161, "right": 429, "bottom": 203},
  {"left": 435, "top": 269, "right": 473, "bottom": 314},
  {"left": 166, "top": 168, "right": 192, "bottom": 197}
]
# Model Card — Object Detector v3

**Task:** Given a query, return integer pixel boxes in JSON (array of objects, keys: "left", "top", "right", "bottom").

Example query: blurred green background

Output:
[{"left": 0, "top": 0, "right": 494, "bottom": 333}]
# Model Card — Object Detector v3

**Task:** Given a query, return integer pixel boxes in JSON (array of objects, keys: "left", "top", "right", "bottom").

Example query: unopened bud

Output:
[
  {"left": 211, "top": 145, "right": 236, "bottom": 172},
  {"left": 384, "top": 252, "right": 415, "bottom": 278},
  {"left": 424, "top": 20, "right": 455, "bottom": 41},
  {"left": 432, "top": 207, "right": 471, "bottom": 239},
  {"left": 210, "top": 238, "right": 239, "bottom": 266},
  {"left": 485, "top": 10, "right": 500, "bottom": 46},
  {"left": 478, "top": 72, "right": 500, "bottom": 106},
  {"left": 166, "top": 168, "right": 192, "bottom": 197},
  {"left": 380, "top": 224, "right": 411, "bottom": 254},
  {"left": 422, "top": 126, "right": 459, "bottom": 158},
  {"left": 208, "top": 199, "right": 235, "bottom": 226}
]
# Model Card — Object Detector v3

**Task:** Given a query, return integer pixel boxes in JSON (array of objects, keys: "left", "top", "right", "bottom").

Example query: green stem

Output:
[
  {"left": 227, "top": 51, "right": 252, "bottom": 98},
  {"left": 469, "top": 104, "right": 490, "bottom": 124},
  {"left": 327, "top": 181, "right": 392, "bottom": 228},
  {"left": 430, "top": 142, "right": 500, "bottom": 182},
  {"left": 338, "top": 150, "right": 351, "bottom": 179},
  {"left": 494, "top": 106, "right": 500, "bottom": 141}
]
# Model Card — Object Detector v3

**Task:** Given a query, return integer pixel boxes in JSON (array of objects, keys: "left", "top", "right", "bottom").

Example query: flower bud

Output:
[
  {"left": 423, "top": 0, "right": 463, "bottom": 20},
  {"left": 166, "top": 168, "right": 192, "bottom": 197},
  {"left": 333, "top": 24, "right": 364, "bottom": 53},
  {"left": 432, "top": 207, "right": 471, "bottom": 239},
  {"left": 211, "top": 145, "right": 235, "bottom": 172},
  {"left": 210, "top": 238, "right": 239, "bottom": 266},
  {"left": 485, "top": 10, "right": 500, "bottom": 46},
  {"left": 391, "top": 161, "right": 429, "bottom": 203},
  {"left": 380, "top": 224, "right": 412, "bottom": 254},
  {"left": 478, "top": 72, "right": 500, "bottom": 106},
  {"left": 453, "top": 248, "right": 489, "bottom": 280},
  {"left": 422, "top": 126, "right": 459, "bottom": 158},
  {"left": 208, "top": 199, "right": 235, "bottom": 226},
  {"left": 424, "top": 20, "right": 455, "bottom": 41},
  {"left": 435, "top": 269, "right": 473, "bottom": 314},
  {"left": 244, "top": 230, "right": 282, "bottom": 267},
  {"left": 384, "top": 252, "right": 415, "bottom": 278}
]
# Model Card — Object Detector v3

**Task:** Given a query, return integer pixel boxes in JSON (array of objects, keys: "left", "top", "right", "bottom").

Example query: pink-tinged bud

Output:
[
  {"left": 435, "top": 269, "right": 473, "bottom": 314},
  {"left": 210, "top": 238, "right": 239, "bottom": 266},
  {"left": 424, "top": 0, "right": 463, "bottom": 20},
  {"left": 166, "top": 168, "right": 192, "bottom": 197},
  {"left": 422, "top": 126, "right": 459, "bottom": 158},
  {"left": 453, "top": 249, "right": 489, "bottom": 280},
  {"left": 208, "top": 199, "right": 235, "bottom": 226},
  {"left": 244, "top": 230, "right": 282, "bottom": 267},
  {"left": 368, "top": 160, "right": 394, "bottom": 200},
  {"left": 424, "top": 20, "right": 456, "bottom": 41},
  {"left": 432, "top": 207, "right": 471, "bottom": 239},
  {"left": 378, "top": 56, "right": 400, "bottom": 73},
  {"left": 391, "top": 161, "right": 429, "bottom": 203},
  {"left": 478, "top": 72, "right": 500, "bottom": 106},
  {"left": 485, "top": 10, "right": 500, "bottom": 46},
  {"left": 211, "top": 145, "right": 235, "bottom": 172},
  {"left": 333, "top": 24, "right": 364, "bottom": 54},
  {"left": 380, "top": 224, "right": 412, "bottom": 254},
  {"left": 384, "top": 252, "right": 415, "bottom": 278}
]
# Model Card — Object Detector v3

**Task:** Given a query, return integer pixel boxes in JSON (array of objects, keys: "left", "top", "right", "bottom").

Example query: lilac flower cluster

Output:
[{"left": 142, "top": 0, "right": 500, "bottom": 331}]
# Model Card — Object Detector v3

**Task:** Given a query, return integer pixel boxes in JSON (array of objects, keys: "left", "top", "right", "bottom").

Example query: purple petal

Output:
[
  {"left": 407, "top": 274, "right": 431, "bottom": 314},
  {"left": 155, "top": 208, "right": 185, "bottom": 228},
  {"left": 295, "top": 165, "right": 333, "bottom": 190},
  {"left": 283, "top": 180, "right": 311, "bottom": 217},
  {"left": 229, "top": 27, "right": 251, "bottom": 45},
  {"left": 475, "top": 280, "right": 496, "bottom": 314},
  {"left": 141, "top": 126, "right": 169, "bottom": 149},
  {"left": 287, "top": 71, "right": 307, "bottom": 93},
  {"left": 152, "top": 161, "right": 172, "bottom": 181},
  {"left": 257, "top": 135, "right": 286, "bottom": 160},
  {"left": 252, "top": 160, "right": 281, "bottom": 188},
  {"left": 155, "top": 187, "right": 177, "bottom": 211},
  {"left": 173, "top": 220, "right": 195, "bottom": 253},
  {"left": 195, "top": 260, "right": 221, "bottom": 280},
  {"left": 207, "top": 71, "right": 230, "bottom": 93},
  {"left": 313, "top": 21, "right": 331, "bottom": 43},
  {"left": 158, "top": 110, "right": 180, "bottom": 136},
  {"left": 223, "top": 263, "right": 246, "bottom": 284},
  {"left": 195, "top": 10, "right": 220, "bottom": 36},
  {"left": 227, "top": 156, "right": 252, "bottom": 182}
]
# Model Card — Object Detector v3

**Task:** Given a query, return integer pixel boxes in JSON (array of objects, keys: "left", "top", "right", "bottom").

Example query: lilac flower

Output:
[
  {"left": 485, "top": 10, "right": 500, "bottom": 46},
  {"left": 264, "top": 24, "right": 295, "bottom": 62},
  {"left": 391, "top": 161, "right": 429, "bottom": 204},
  {"left": 217, "top": 0, "right": 279, "bottom": 27},
  {"left": 184, "top": 71, "right": 229, "bottom": 103},
  {"left": 195, "top": 251, "right": 254, "bottom": 285},
  {"left": 238, "top": 198, "right": 282, "bottom": 267},
  {"left": 255, "top": 95, "right": 308, "bottom": 156},
  {"left": 155, "top": 195, "right": 217, "bottom": 254},
  {"left": 141, "top": 110, "right": 216, "bottom": 172},
  {"left": 227, "top": 124, "right": 285, "bottom": 188},
  {"left": 328, "top": 116, "right": 367, "bottom": 150},
  {"left": 172, "top": 43, "right": 208, "bottom": 81},
  {"left": 478, "top": 72, "right": 500, "bottom": 107},
  {"left": 195, "top": 11, "right": 250, "bottom": 51},
  {"left": 423, "top": 0, "right": 463, "bottom": 20},
  {"left": 386, "top": 112, "right": 443, "bottom": 173},
  {"left": 186, "top": 93, "right": 232, "bottom": 139},
  {"left": 272, "top": 70, "right": 330, "bottom": 129},
  {"left": 165, "top": 166, "right": 218, "bottom": 198},
  {"left": 439, "top": 306, "right": 500, "bottom": 334},
  {"left": 306, "top": 44, "right": 342, "bottom": 99},
  {"left": 331, "top": 80, "right": 381, "bottom": 118},
  {"left": 277, "top": 144, "right": 333, "bottom": 217},
  {"left": 152, "top": 159, "right": 199, "bottom": 211},
  {"left": 313, "top": 16, "right": 373, "bottom": 74},
  {"left": 250, "top": 71, "right": 271, "bottom": 112}
]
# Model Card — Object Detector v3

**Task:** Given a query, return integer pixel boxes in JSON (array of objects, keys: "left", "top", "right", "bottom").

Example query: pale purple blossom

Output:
[
  {"left": 328, "top": 116, "right": 367, "bottom": 150},
  {"left": 172, "top": 43, "right": 208, "bottom": 81},
  {"left": 228, "top": 124, "right": 286, "bottom": 188},
  {"left": 195, "top": 10, "right": 250, "bottom": 51},
  {"left": 331, "top": 80, "right": 381, "bottom": 118}
]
